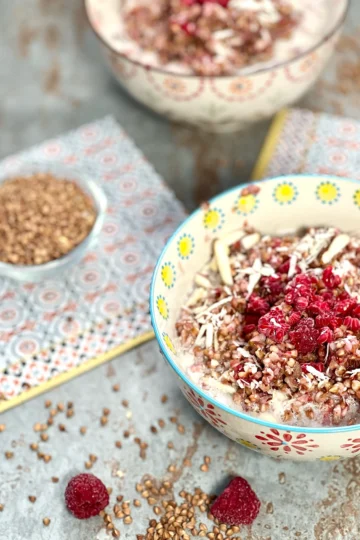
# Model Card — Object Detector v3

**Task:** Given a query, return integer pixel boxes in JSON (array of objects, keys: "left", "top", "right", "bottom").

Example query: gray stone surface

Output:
[{"left": 1, "top": 0, "right": 360, "bottom": 539}]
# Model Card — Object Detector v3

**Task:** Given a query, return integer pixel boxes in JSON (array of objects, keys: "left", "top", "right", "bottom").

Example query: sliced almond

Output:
[
  {"left": 213, "top": 331, "right": 219, "bottom": 352},
  {"left": 247, "top": 272, "right": 261, "bottom": 298},
  {"left": 321, "top": 234, "right": 350, "bottom": 265},
  {"left": 194, "top": 324, "right": 207, "bottom": 345},
  {"left": 195, "top": 296, "right": 232, "bottom": 319},
  {"left": 202, "top": 377, "right": 236, "bottom": 394},
  {"left": 209, "top": 256, "right": 218, "bottom": 272},
  {"left": 221, "top": 229, "right": 246, "bottom": 247},
  {"left": 194, "top": 274, "right": 212, "bottom": 289},
  {"left": 214, "top": 240, "right": 233, "bottom": 286},
  {"left": 205, "top": 323, "right": 213, "bottom": 349},
  {"left": 241, "top": 233, "right": 261, "bottom": 251},
  {"left": 186, "top": 287, "right": 206, "bottom": 307},
  {"left": 288, "top": 254, "right": 298, "bottom": 278}
]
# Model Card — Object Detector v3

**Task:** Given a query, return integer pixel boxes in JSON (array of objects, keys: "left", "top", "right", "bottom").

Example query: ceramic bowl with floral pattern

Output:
[
  {"left": 150, "top": 174, "right": 360, "bottom": 461},
  {"left": 84, "top": 0, "right": 348, "bottom": 132}
]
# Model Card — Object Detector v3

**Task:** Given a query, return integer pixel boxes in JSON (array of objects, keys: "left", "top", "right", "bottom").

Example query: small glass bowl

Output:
[{"left": 0, "top": 165, "right": 107, "bottom": 282}]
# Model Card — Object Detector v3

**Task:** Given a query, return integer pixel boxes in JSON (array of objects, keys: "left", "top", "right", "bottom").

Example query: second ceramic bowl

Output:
[
  {"left": 151, "top": 174, "right": 360, "bottom": 461},
  {"left": 85, "top": 0, "right": 348, "bottom": 132}
]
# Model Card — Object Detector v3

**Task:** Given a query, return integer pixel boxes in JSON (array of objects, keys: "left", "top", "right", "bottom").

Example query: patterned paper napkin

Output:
[
  {"left": 0, "top": 117, "right": 186, "bottom": 412},
  {"left": 252, "top": 108, "right": 360, "bottom": 181}
]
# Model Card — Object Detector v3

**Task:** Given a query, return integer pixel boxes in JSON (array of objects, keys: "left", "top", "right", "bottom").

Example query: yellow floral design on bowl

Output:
[
  {"left": 203, "top": 207, "right": 225, "bottom": 232},
  {"left": 353, "top": 189, "right": 360, "bottom": 209},
  {"left": 236, "top": 438, "right": 260, "bottom": 450},
  {"left": 273, "top": 182, "right": 298, "bottom": 205},
  {"left": 161, "top": 262, "right": 176, "bottom": 289},
  {"left": 319, "top": 455, "right": 341, "bottom": 461},
  {"left": 177, "top": 234, "right": 194, "bottom": 260},
  {"left": 156, "top": 295, "right": 169, "bottom": 320},
  {"left": 316, "top": 182, "right": 340, "bottom": 205},
  {"left": 235, "top": 193, "right": 258, "bottom": 215},
  {"left": 162, "top": 332, "right": 176, "bottom": 354}
]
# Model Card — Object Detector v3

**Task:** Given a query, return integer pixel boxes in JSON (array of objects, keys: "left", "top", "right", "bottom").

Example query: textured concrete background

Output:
[{"left": 1, "top": 1, "right": 360, "bottom": 539}]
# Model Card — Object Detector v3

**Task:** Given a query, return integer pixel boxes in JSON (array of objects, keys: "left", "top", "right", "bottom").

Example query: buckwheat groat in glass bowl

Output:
[
  {"left": 0, "top": 166, "right": 106, "bottom": 282},
  {"left": 151, "top": 175, "right": 360, "bottom": 461},
  {"left": 85, "top": 0, "right": 348, "bottom": 131}
]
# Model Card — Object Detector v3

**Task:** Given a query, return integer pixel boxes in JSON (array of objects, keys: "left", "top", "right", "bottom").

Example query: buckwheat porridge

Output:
[
  {"left": 121, "top": 0, "right": 330, "bottom": 75},
  {"left": 176, "top": 197, "right": 360, "bottom": 427}
]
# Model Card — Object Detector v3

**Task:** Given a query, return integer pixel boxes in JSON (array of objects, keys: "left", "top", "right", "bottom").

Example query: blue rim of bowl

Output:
[
  {"left": 150, "top": 173, "right": 360, "bottom": 434},
  {"left": 84, "top": 0, "right": 349, "bottom": 79}
]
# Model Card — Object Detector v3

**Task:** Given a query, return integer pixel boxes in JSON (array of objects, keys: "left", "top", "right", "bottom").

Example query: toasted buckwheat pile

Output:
[
  {"left": 176, "top": 208, "right": 360, "bottom": 426},
  {"left": 124, "top": 0, "right": 298, "bottom": 76}
]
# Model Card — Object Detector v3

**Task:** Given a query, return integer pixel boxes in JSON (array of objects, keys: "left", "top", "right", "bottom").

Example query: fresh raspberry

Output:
[
  {"left": 320, "top": 291, "right": 337, "bottom": 308},
  {"left": 285, "top": 273, "right": 315, "bottom": 306},
  {"left": 210, "top": 477, "right": 261, "bottom": 526},
  {"left": 262, "top": 275, "right": 284, "bottom": 301},
  {"left": 243, "top": 324, "right": 256, "bottom": 335},
  {"left": 317, "top": 327, "right": 334, "bottom": 344},
  {"left": 294, "top": 296, "right": 309, "bottom": 311},
  {"left": 315, "top": 313, "right": 339, "bottom": 330},
  {"left": 277, "top": 259, "right": 300, "bottom": 275},
  {"left": 244, "top": 313, "right": 260, "bottom": 326},
  {"left": 308, "top": 299, "right": 331, "bottom": 315},
  {"left": 258, "top": 307, "right": 289, "bottom": 343},
  {"left": 344, "top": 316, "right": 360, "bottom": 331},
  {"left": 65, "top": 473, "right": 109, "bottom": 519},
  {"left": 247, "top": 294, "right": 269, "bottom": 315},
  {"left": 179, "top": 21, "right": 197, "bottom": 36},
  {"left": 288, "top": 312, "right": 301, "bottom": 327},
  {"left": 334, "top": 296, "right": 357, "bottom": 316},
  {"left": 322, "top": 266, "right": 341, "bottom": 289},
  {"left": 289, "top": 318, "right": 319, "bottom": 354}
]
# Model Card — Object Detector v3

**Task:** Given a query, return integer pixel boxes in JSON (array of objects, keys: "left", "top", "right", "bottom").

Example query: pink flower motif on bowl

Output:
[
  {"left": 163, "top": 78, "right": 187, "bottom": 94},
  {"left": 146, "top": 71, "right": 205, "bottom": 101},
  {"left": 210, "top": 72, "right": 276, "bottom": 102},
  {"left": 285, "top": 52, "right": 318, "bottom": 82},
  {"left": 183, "top": 387, "right": 227, "bottom": 429},
  {"left": 228, "top": 78, "right": 253, "bottom": 96},
  {"left": 255, "top": 428, "right": 319, "bottom": 456},
  {"left": 340, "top": 438, "right": 360, "bottom": 454}
]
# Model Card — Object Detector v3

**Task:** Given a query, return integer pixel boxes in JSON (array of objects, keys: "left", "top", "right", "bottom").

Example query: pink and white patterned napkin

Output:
[{"left": 0, "top": 116, "right": 186, "bottom": 404}]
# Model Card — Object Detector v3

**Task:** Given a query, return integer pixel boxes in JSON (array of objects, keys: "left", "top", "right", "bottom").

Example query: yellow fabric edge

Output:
[
  {"left": 0, "top": 331, "right": 155, "bottom": 414},
  {"left": 251, "top": 109, "right": 289, "bottom": 180}
]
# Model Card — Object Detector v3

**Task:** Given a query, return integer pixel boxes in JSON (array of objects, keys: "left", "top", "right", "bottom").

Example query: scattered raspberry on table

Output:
[{"left": 65, "top": 473, "right": 109, "bottom": 519}]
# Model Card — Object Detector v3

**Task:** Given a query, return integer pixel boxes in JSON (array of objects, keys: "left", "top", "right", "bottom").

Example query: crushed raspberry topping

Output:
[
  {"left": 323, "top": 266, "right": 341, "bottom": 289},
  {"left": 210, "top": 477, "right": 261, "bottom": 526},
  {"left": 317, "top": 327, "right": 334, "bottom": 344},
  {"left": 289, "top": 318, "right": 319, "bottom": 354},
  {"left": 258, "top": 307, "right": 289, "bottom": 343},
  {"left": 177, "top": 226, "right": 360, "bottom": 427},
  {"left": 65, "top": 473, "right": 109, "bottom": 519}
]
